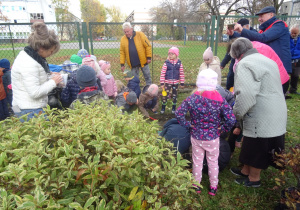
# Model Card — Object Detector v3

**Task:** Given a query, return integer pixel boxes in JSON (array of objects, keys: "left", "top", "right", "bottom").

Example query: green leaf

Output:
[
  {"left": 128, "top": 186, "right": 139, "bottom": 201},
  {"left": 84, "top": 196, "right": 98, "bottom": 209},
  {"left": 96, "top": 199, "right": 106, "bottom": 210},
  {"left": 17, "top": 201, "right": 36, "bottom": 208},
  {"left": 69, "top": 202, "right": 83, "bottom": 210}
]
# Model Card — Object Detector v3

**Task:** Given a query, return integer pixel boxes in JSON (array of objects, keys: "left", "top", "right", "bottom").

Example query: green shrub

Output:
[{"left": 0, "top": 100, "right": 200, "bottom": 209}]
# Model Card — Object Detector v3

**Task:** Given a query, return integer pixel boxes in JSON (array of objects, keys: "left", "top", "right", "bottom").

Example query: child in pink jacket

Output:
[{"left": 99, "top": 60, "right": 117, "bottom": 99}]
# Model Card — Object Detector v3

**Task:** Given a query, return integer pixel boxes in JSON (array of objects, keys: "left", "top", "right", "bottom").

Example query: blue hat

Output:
[
  {"left": 77, "top": 49, "right": 89, "bottom": 59},
  {"left": 76, "top": 65, "right": 96, "bottom": 88},
  {"left": 0, "top": 59, "right": 10, "bottom": 69},
  {"left": 255, "top": 6, "right": 276, "bottom": 15},
  {"left": 237, "top": 18, "right": 249, "bottom": 27}
]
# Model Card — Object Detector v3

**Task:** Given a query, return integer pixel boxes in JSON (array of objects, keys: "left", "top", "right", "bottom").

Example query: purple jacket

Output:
[{"left": 175, "top": 91, "right": 235, "bottom": 141}]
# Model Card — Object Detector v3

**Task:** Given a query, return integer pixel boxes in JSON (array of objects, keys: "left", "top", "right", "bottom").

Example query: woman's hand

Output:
[{"left": 51, "top": 74, "right": 63, "bottom": 85}]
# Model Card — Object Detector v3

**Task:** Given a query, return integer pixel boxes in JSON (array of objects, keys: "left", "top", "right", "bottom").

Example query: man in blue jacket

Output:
[
  {"left": 289, "top": 25, "right": 300, "bottom": 94},
  {"left": 220, "top": 26, "right": 240, "bottom": 90},
  {"left": 234, "top": 6, "right": 291, "bottom": 94}
]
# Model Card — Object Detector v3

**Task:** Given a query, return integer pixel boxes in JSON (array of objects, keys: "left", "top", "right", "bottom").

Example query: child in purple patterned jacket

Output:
[{"left": 175, "top": 68, "right": 235, "bottom": 196}]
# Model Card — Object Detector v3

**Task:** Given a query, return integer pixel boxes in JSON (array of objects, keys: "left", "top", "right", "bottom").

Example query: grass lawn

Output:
[{"left": 160, "top": 90, "right": 300, "bottom": 209}]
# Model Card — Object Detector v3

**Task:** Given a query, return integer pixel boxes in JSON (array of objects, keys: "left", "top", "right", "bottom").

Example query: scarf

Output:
[
  {"left": 79, "top": 86, "right": 98, "bottom": 94},
  {"left": 106, "top": 73, "right": 113, "bottom": 79},
  {"left": 24, "top": 46, "right": 50, "bottom": 74}
]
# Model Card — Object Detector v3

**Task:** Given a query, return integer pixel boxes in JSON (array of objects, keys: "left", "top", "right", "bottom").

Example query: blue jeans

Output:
[
  {"left": 226, "top": 67, "right": 234, "bottom": 90},
  {"left": 15, "top": 108, "right": 45, "bottom": 122}
]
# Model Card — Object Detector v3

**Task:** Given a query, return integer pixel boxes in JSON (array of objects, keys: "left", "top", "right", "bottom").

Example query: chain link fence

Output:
[{"left": 1, "top": 16, "right": 299, "bottom": 86}]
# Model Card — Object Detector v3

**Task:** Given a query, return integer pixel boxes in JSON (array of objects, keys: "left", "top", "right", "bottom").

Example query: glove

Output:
[{"left": 149, "top": 116, "right": 157, "bottom": 121}]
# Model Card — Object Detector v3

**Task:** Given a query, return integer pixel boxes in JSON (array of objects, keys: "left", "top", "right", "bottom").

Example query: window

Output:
[{"left": 30, "top": 13, "right": 44, "bottom": 20}]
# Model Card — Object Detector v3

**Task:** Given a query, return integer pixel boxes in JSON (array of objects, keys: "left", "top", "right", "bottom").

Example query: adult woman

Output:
[
  {"left": 229, "top": 38, "right": 287, "bottom": 187},
  {"left": 11, "top": 22, "right": 62, "bottom": 120}
]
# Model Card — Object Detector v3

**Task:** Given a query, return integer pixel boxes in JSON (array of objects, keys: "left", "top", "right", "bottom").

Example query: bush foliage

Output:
[{"left": 0, "top": 100, "right": 200, "bottom": 209}]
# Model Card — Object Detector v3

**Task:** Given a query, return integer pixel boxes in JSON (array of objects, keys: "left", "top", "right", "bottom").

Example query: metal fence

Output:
[{"left": 1, "top": 15, "right": 299, "bottom": 85}]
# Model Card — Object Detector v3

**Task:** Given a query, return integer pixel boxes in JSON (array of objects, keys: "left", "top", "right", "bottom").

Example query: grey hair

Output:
[
  {"left": 230, "top": 37, "right": 253, "bottom": 59},
  {"left": 122, "top": 22, "right": 132, "bottom": 30},
  {"left": 290, "top": 24, "right": 300, "bottom": 32}
]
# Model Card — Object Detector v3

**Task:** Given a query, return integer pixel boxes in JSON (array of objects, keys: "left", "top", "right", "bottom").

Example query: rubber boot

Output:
[
  {"left": 160, "top": 104, "right": 166, "bottom": 114},
  {"left": 171, "top": 104, "right": 176, "bottom": 114}
]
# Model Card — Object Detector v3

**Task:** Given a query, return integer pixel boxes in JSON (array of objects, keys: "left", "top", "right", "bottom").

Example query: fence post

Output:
[
  {"left": 214, "top": 15, "right": 221, "bottom": 56},
  {"left": 89, "top": 22, "right": 94, "bottom": 55},
  {"left": 81, "top": 22, "right": 89, "bottom": 53},
  {"left": 76, "top": 22, "right": 83, "bottom": 50},
  {"left": 210, "top": 15, "right": 216, "bottom": 50}
]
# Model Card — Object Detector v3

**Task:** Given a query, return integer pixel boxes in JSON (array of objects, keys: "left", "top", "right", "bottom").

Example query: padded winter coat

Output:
[
  {"left": 241, "top": 17, "right": 292, "bottom": 74},
  {"left": 120, "top": 31, "right": 152, "bottom": 68},
  {"left": 199, "top": 56, "right": 222, "bottom": 85},
  {"left": 11, "top": 50, "right": 56, "bottom": 109}
]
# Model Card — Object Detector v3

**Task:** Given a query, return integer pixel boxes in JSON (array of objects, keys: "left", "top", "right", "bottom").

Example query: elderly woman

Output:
[
  {"left": 229, "top": 38, "right": 287, "bottom": 187},
  {"left": 12, "top": 22, "right": 62, "bottom": 120}
]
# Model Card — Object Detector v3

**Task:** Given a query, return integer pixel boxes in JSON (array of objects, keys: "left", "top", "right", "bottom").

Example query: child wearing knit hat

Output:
[
  {"left": 82, "top": 57, "right": 107, "bottom": 91},
  {"left": 199, "top": 47, "right": 222, "bottom": 85},
  {"left": 160, "top": 47, "right": 185, "bottom": 114},
  {"left": 69, "top": 65, "right": 108, "bottom": 108},
  {"left": 138, "top": 84, "right": 159, "bottom": 119},
  {"left": 0, "top": 59, "right": 10, "bottom": 120},
  {"left": 115, "top": 86, "right": 138, "bottom": 113},
  {"left": 99, "top": 60, "right": 117, "bottom": 100},
  {"left": 175, "top": 69, "right": 236, "bottom": 196}
]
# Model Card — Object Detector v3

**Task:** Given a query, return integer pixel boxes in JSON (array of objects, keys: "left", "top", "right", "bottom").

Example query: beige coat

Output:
[{"left": 199, "top": 56, "right": 222, "bottom": 85}]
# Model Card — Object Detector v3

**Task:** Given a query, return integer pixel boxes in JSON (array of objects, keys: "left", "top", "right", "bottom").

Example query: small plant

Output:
[{"left": 275, "top": 144, "right": 300, "bottom": 209}]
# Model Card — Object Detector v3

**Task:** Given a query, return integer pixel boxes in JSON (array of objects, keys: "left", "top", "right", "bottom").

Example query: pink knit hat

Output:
[
  {"left": 203, "top": 47, "right": 213, "bottom": 61},
  {"left": 168, "top": 47, "right": 179, "bottom": 57},
  {"left": 82, "top": 57, "right": 96, "bottom": 70},
  {"left": 196, "top": 69, "right": 218, "bottom": 91},
  {"left": 98, "top": 60, "right": 111, "bottom": 71},
  {"left": 147, "top": 84, "right": 159, "bottom": 96}
]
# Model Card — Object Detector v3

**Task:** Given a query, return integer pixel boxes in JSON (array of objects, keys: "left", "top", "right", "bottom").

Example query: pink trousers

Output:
[{"left": 191, "top": 136, "right": 220, "bottom": 188}]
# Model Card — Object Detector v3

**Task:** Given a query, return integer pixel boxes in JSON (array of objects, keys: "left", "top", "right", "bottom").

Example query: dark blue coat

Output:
[
  {"left": 127, "top": 76, "right": 141, "bottom": 98},
  {"left": 290, "top": 35, "right": 300, "bottom": 60},
  {"left": 221, "top": 32, "right": 240, "bottom": 69},
  {"left": 241, "top": 17, "right": 292, "bottom": 74},
  {"left": 165, "top": 59, "right": 181, "bottom": 80},
  {"left": 60, "top": 71, "right": 81, "bottom": 107}
]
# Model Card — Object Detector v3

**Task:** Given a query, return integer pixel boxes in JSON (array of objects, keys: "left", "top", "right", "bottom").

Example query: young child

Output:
[
  {"left": 160, "top": 47, "right": 185, "bottom": 114},
  {"left": 99, "top": 60, "right": 117, "bottom": 100},
  {"left": 115, "top": 80, "right": 126, "bottom": 94},
  {"left": 199, "top": 47, "right": 222, "bottom": 85},
  {"left": 115, "top": 87, "right": 138, "bottom": 113},
  {"left": 138, "top": 84, "right": 159, "bottom": 119},
  {"left": 70, "top": 65, "right": 108, "bottom": 108},
  {"left": 0, "top": 59, "right": 12, "bottom": 108},
  {"left": 175, "top": 69, "right": 235, "bottom": 196},
  {"left": 0, "top": 65, "right": 9, "bottom": 120},
  {"left": 124, "top": 70, "right": 141, "bottom": 98}
]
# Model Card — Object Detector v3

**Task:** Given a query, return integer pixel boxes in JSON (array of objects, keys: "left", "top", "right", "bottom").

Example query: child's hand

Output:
[
  {"left": 161, "top": 85, "right": 165, "bottom": 90},
  {"left": 114, "top": 92, "right": 118, "bottom": 97},
  {"left": 233, "top": 127, "right": 241, "bottom": 135}
]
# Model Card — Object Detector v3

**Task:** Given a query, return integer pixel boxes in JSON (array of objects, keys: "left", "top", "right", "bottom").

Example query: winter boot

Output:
[
  {"left": 171, "top": 104, "right": 176, "bottom": 114},
  {"left": 160, "top": 104, "right": 166, "bottom": 114}
]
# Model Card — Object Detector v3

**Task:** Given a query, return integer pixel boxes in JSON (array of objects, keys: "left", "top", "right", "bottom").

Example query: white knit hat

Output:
[{"left": 196, "top": 69, "right": 218, "bottom": 91}]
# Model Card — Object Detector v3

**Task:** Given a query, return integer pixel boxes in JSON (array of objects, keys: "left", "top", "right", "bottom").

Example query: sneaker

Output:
[
  {"left": 208, "top": 186, "right": 217, "bottom": 196},
  {"left": 230, "top": 167, "right": 248, "bottom": 177},
  {"left": 171, "top": 105, "right": 176, "bottom": 114},
  {"left": 235, "top": 177, "right": 261, "bottom": 187},
  {"left": 192, "top": 184, "right": 201, "bottom": 194}
]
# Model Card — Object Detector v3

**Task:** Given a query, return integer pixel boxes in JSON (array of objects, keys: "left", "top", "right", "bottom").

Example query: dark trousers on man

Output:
[{"left": 289, "top": 63, "right": 300, "bottom": 93}]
